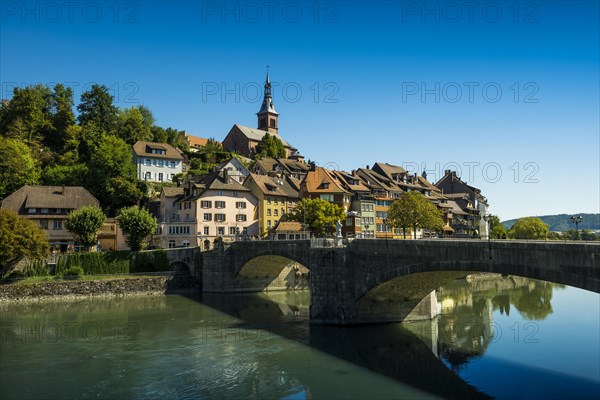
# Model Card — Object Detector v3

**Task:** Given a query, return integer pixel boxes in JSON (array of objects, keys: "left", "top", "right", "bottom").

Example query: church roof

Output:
[{"left": 234, "top": 124, "right": 296, "bottom": 149}]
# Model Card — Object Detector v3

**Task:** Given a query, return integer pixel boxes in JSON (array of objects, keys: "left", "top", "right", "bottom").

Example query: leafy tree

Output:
[
  {"left": 137, "top": 105, "right": 155, "bottom": 128},
  {"left": 0, "top": 84, "right": 54, "bottom": 145},
  {"left": 117, "top": 206, "right": 158, "bottom": 251},
  {"left": 580, "top": 230, "right": 600, "bottom": 241},
  {"left": 508, "top": 217, "right": 549, "bottom": 240},
  {"left": 77, "top": 84, "right": 118, "bottom": 133},
  {"left": 0, "top": 137, "right": 40, "bottom": 198},
  {"left": 388, "top": 191, "right": 444, "bottom": 239},
  {"left": 204, "top": 137, "right": 223, "bottom": 152},
  {"left": 65, "top": 206, "right": 106, "bottom": 251},
  {"left": 254, "top": 132, "right": 285, "bottom": 159},
  {"left": 0, "top": 209, "right": 50, "bottom": 272},
  {"left": 41, "top": 163, "right": 89, "bottom": 186},
  {"left": 115, "top": 106, "right": 152, "bottom": 144},
  {"left": 46, "top": 83, "right": 76, "bottom": 151},
  {"left": 105, "top": 176, "right": 144, "bottom": 212},
  {"left": 288, "top": 198, "right": 345, "bottom": 236},
  {"left": 488, "top": 215, "right": 508, "bottom": 239}
]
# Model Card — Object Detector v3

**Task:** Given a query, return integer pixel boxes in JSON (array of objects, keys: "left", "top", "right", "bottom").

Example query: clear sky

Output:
[{"left": 1, "top": 1, "right": 598, "bottom": 220}]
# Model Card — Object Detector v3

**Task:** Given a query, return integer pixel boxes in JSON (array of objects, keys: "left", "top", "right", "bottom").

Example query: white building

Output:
[{"left": 133, "top": 141, "right": 186, "bottom": 182}]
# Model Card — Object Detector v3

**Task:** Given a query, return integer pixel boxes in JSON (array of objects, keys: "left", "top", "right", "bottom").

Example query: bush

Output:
[
  {"left": 130, "top": 250, "right": 170, "bottom": 273},
  {"left": 55, "top": 251, "right": 131, "bottom": 275},
  {"left": 62, "top": 266, "right": 84, "bottom": 280}
]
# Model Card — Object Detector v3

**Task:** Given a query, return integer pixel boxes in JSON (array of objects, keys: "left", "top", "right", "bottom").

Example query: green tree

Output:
[
  {"left": 0, "top": 137, "right": 40, "bottom": 197},
  {"left": 508, "top": 217, "right": 549, "bottom": 240},
  {"left": 254, "top": 132, "right": 285, "bottom": 159},
  {"left": 41, "top": 163, "right": 89, "bottom": 186},
  {"left": 0, "top": 209, "right": 50, "bottom": 273},
  {"left": 137, "top": 105, "right": 155, "bottom": 128},
  {"left": 0, "top": 84, "right": 54, "bottom": 145},
  {"left": 65, "top": 206, "right": 106, "bottom": 251},
  {"left": 488, "top": 215, "right": 508, "bottom": 239},
  {"left": 77, "top": 84, "right": 118, "bottom": 133},
  {"left": 115, "top": 106, "right": 152, "bottom": 144},
  {"left": 105, "top": 176, "right": 144, "bottom": 212},
  {"left": 388, "top": 191, "right": 444, "bottom": 239},
  {"left": 117, "top": 206, "right": 158, "bottom": 251},
  {"left": 46, "top": 84, "right": 76, "bottom": 151},
  {"left": 288, "top": 198, "right": 345, "bottom": 236}
]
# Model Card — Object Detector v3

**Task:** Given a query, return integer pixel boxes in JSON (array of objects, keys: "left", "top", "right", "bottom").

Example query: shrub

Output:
[
  {"left": 62, "top": 266, "right": 84, "bottom": 280},
  {"left": 130, "top": 250, "right": 170, "bottom": 273}
]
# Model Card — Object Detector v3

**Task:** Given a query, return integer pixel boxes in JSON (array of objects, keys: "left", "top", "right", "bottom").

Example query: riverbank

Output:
[{"left": 0, "top": 274, "right": 199, "bottom": 302}]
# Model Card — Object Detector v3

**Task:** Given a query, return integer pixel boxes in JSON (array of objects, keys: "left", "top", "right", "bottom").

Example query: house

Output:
[
  {"left": 273, "top": 221, "right": 310, "bottom": 240},
  {"left": 251, "top": 157, "right": 310, "bottom": 181},
  {"left": 216, "top": 157, "right": 251, "bottom": 184},
  {"left": 435, "top": 170, "right": 489, "bottom": 238},
  {"left": 97, "top": 218, "right": 128, "bottom": 251},
  {"left": 243, "top": 173, "right": 300, "bottom": 237},
  {"left": 300, "top": 165, "right": 352, "bottom": 212},
  {"left": 0, "top": 185, "right": 100, "bottom": 253},
  {"left": 328, "top": 170, "right": 376, "bottom": 238},
  {"left": 185, "top": 133, "right": 209, "bottom": 152},
  {"left": 222, "top": 73, "right": 299, "bottom": 158},
  {"left": 133, "top": 141, "right": 186, "bottom": 182}
]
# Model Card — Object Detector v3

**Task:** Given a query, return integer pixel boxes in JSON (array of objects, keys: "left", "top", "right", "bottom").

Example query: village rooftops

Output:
[
  {"left": 246, "top": 173, "right": 299, "bottom": 198},
  {"left": 233, "top": 124, "right": 296, "bottom": 149},
  {"left": 1, "top": 185, "right": 99, "bottom": 212},
  {"left": 133, "top": 141, "right": 184, "bottom": 160}
]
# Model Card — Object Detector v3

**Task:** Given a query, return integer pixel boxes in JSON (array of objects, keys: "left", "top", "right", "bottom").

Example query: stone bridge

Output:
[{"left": 173, "top": 239, "right": 600, "bottom": 325}]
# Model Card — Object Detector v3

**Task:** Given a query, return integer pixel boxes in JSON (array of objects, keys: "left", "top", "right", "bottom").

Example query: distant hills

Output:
[{"left": 502, "top": 214, "right": 600, "bottom": 232}]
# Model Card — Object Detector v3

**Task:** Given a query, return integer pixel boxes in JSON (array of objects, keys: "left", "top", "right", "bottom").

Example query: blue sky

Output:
[{"left": 1, "top": 1, "right": 598, "bottom": 220}]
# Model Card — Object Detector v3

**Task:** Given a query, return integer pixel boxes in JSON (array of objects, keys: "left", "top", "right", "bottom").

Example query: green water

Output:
[{"left": 0, "top": 276, "right": 598, "bottom": 399}]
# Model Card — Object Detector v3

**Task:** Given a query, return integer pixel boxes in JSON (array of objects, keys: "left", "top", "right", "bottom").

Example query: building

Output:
[
  {"left": 185, "top": 133, "right": 209, "bottom": 152},
  {"left": 217, "top": 157, "right": 251, "bottom": 184},
  {"left": 244, "top": 173, "right": 300, "bottom": 237},
  {"left": 133, "top": 141, "right": 186, "bottom": 182},
  {"left": 273, "top": 221, "right": 310, "bottom": 240},
  {"left": 0, "top": 185, "right": 100, "bottom": 253},
  {"left": 251, "top": 157, "right": 310, "bottom": 181},
  {"left": 436, "top": 170, "right": 489, "bottom": 238},
  {"left": 222, "top": 72, "right": 299, "bottom": 158},
  {"left": 97, "top": 218, "right": 128, "bottom": 251},
  {"left": 300, "top": 165, "right": 352, "bottom": 212},
  {"left": 328, "top": 170, "right": 376, "bottom": 238}
]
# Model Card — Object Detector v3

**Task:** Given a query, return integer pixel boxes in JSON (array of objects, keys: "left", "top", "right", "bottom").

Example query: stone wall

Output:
[{"left": 0, "top": 275, "right": 199, "bottom": 302}]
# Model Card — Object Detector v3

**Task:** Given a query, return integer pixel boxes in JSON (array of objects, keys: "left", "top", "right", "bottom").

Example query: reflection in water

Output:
[{"left": 1, "top": 274, "right": 598, "bottom": 400}]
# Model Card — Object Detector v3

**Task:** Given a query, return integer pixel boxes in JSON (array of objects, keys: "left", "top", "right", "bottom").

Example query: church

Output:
[{"left": 222, "top": 72, "right": 303, "bottom": 161}]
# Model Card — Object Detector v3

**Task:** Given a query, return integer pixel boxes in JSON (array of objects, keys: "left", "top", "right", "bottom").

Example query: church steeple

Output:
[{"left": 257, "top": 68, "right": 279, "bottom": 134}]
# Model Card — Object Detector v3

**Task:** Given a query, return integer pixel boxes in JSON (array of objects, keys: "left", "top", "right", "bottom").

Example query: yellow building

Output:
[{"left": 243, "top": 173, "right": 300, "bottom": 237}]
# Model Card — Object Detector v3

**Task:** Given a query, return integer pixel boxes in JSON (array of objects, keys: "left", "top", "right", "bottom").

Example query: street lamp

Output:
[{"left": 570, "top": 215, "right": 583, "bottom": 236}]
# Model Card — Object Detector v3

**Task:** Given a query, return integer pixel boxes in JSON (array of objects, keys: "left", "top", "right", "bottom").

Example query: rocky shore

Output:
[{"left": 0, "top": 275, "right": 200, "bottom": 302}]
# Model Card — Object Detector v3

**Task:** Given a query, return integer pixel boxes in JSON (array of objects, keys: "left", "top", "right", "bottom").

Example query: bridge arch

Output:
[
  {"left": 169, "top": 261, "right": 191, "bottom": 275},
  {"left": 235, "top": 255, "right": 310, "bottom": 291}
]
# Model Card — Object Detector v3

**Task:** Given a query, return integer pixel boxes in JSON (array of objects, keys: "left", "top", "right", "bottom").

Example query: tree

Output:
[
  {"left": 117, "top": 206, "right": 158, "bottom": 251},
  {"left": 488, "top": 215, "right": 507, "bottom": 239},
  {"left": 105, "top": 176, "right": 144, "bottom": 213},
  {"left": 47, "top": 83, "right": 76, "bottom": 151},
  {"left": 65, "top": 206, "right": 106, "bottom": 251},
  {"left": 137, "top": 105, "right": 155, "bottom": 128},
  {"left": 288, "top": 198, "right": 345, "bottom": 236},
  {"left": 0, "top": 209, "right": 50, "bottom": 272},
  {"left": 0, "top": 137, "right": 40, "bottom": 198},
  {"left": 41, "top": 163, "right": 89, "bottom": 187},
  {"left": 254, "top": 132, "right": 285, "bottom": 159},
  {"left": 388, "top": 191, "right": 444, "bottom": 239},
  {"left": 115, "top": 106, "right": 152, "bottom": 144},
  {"left": 77, "top": 84, "right": 118, "bottom": 133},
  {"left": 0, "top": 84, "right": 53, "bottom": 145},
  {"left": 508, "top": 217, "right": 549, "bottom": 240}
]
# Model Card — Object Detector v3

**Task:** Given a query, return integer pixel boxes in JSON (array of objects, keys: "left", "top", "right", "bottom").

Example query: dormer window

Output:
[{"left": 322, "top": 182, "right": 330, "bottom": 189}]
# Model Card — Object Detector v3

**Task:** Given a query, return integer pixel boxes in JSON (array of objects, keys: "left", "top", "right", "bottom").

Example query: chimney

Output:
[
  {"left": 309, "top": 161, "right": 316, "bottom": 171},
  {"left": 222, "top": 168, "right": 229, "bottom": 183}
]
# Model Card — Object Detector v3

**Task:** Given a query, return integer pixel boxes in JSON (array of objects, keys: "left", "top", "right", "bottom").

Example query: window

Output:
[
  {"left": 320, "top": 194, "right": 334, "bottom": 202},
  {"left": 267, "top": 220, "right": 271, "bottom": 228},
  {"left": 215, "top": 201, "right": 225, "bottom": 209},
  {"left": 145, "top": 171, "right": 151, "bottom": 180},
  {"left": 274, "top": 198, "right": 278, "bottom": 205},
  {"left": 216, "top": 190, "right": 223, "bottom": 196},
  {"left": 322, "top": 182, "right": 330, "bottom": 189},
  {"left": 203, "top": 213, "right": 212, "bottom": 222},
  {"left": 170, "top": 161, "right": 176, "bottom": 168},
  {"left": 158, "top": 173, "right": 164, "bottom": 182},
  {"left": 267, "top": 209, "right": 271, "bottom": 216},
  {"left": 229, "top": 227, "right": 237, "bottom": 235},
  {"left": 270, "top": 118, "right": 275, "bottom": 128},
  {"left": 236, "top": 214, "right": 247, "bottom": 222},
  {"left": 28, "top": 208, "right": 36, "bottom": 214},
  {"left": 168, "top": 240, "right": 176, "bottom": 249},
  {"left": 145, "top": 158, "right": 151, "bottom": 166},
  {"left": 201, "top": 201, "right": 212, "bottom": 209},
  {"left": 346, "top": 218, "right": 352, "bottom": 226},
  {"left": 274, "top": 209, "right": 279, "bottom": 217},
  {"left": 232, "top": 191, "right": 238, "bottom": 197},
  {"left": 157, "top": 159, "right": 164, "bottom": 167},
  {"left": 217, "top": 227, "right": 225, "bottom": 235},
  {"left": 182, "top": 240, "right": 190, "bottom": 247},
  {"left": 236, "top": 201, "right": 246, "bottom": 209},
  {"left": 215, "top": 214, "right": 226, "bottom": 222},
  {"left": 41, "top": 208, "right": 49, "bottom": 214},
  {"left": 203, "top": 226, "right": 209, "bottom": 235},
  {"left": 185, "top": 213, "right": 190, "bottom": 221},
  {"left": 39, "top": 220, "right": 48, "bottom": 230},
  {"left": 53, "top": 220, "right": 62, "bottom": 230},
  {"left": 267, "top": 197, "right": 271, "bottom": 205}
]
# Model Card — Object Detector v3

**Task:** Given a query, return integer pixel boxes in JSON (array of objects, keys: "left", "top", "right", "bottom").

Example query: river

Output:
[{"left": 0, "top": 274, "right": 598, "bottom": 399}]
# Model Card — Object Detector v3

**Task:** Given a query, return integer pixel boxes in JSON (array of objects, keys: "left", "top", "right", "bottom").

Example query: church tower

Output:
[{"left": 257, "top": 71, "right": 279, "bottom": 135}]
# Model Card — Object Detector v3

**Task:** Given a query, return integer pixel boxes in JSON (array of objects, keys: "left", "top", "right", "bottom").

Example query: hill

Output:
[{"left": 502, "top": 214, "right": 600, "bottom": 232}]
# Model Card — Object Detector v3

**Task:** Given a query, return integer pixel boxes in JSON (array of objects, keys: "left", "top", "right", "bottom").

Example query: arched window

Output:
[{"left": 168, "top": 240, "right": 176, "bottom": 249}]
